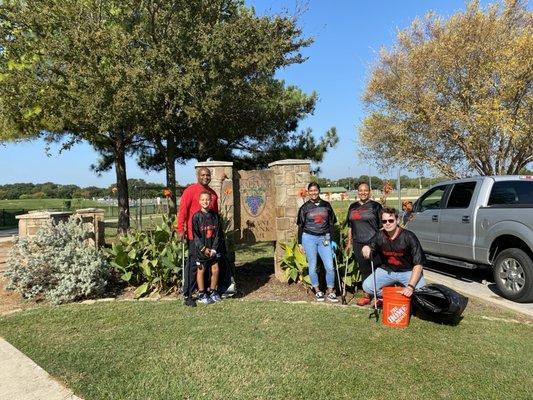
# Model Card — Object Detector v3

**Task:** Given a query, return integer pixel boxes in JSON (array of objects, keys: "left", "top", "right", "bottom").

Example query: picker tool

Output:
[
  {"left": 369, "top": 254, "right": 380, "bottom": 322},
  {"left": 332, "top": 252, "right": 347, "bottom": 305}
]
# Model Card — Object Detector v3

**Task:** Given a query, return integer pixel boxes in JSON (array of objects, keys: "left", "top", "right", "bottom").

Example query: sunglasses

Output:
[{"left": 381, "top": 218, "right": 396, "bottom": 224}]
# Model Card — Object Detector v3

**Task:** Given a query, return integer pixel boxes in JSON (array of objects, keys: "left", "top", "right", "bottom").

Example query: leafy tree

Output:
[
  {"left": 131, "top": 4, "right": 330, "bottom": 215},
  {"left": 360, "top": 0, "right": 532, "bottom": 178},
  {"left": 0, "top": 0, "right": 155, "bottom": 232}
]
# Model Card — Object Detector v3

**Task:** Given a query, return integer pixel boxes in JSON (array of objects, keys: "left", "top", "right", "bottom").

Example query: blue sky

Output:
[{"left": 0, "top": 0, "right": 495, "bottom": 187}]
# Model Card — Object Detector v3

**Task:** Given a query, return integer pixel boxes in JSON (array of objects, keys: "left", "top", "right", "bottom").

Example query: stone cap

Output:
[
  {"left": 268, "top": 159, "right": 311, "bottom": 167},
  {"left": 16, "top": 211, "right": 72, "bottom": 220},
  {"left": 196, "top": 161, "right": 234, "bottom": 168},
  {"left": 75, "top": 208, "right": 105, "bottom": 214}
]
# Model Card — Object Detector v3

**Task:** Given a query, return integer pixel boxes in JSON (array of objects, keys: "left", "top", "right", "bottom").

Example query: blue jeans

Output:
[
  {"left": 362, "top": 267, "right": 425, "bottom": 297},
  {"left": 301, "top": 233, "right": 335, "bottom": 289}
]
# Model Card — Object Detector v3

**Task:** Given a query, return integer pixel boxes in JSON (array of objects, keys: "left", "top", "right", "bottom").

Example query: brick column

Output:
[
  {"left": 16, "top": 211, "right": 72, "bottom": 239},
  {"left": 268, "top": 159, "right": 311, "bottom": 281},
  {"left": 75, "top": 208, "right": 106, "bottom": 248}
]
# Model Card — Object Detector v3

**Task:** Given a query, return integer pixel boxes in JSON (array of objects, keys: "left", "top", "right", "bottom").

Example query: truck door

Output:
[
  {"left": 438, "top": 181, "right": 478, "bottom": 260},
  {"left": 409, "top": 184, "right": 449, "bottom": 254}
]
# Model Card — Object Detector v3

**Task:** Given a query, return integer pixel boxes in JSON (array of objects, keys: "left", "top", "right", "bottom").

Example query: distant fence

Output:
[
  {"left": 0, "top": 209, "right": 27, "bottom": 228},
  {"left": 106, "top": 204, "right": 170, "bottom": 219}
]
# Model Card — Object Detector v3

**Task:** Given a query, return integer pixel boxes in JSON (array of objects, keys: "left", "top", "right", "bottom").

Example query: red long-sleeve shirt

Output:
[{"left": 176, "top": 183, "right": 218, "bottom": 240}]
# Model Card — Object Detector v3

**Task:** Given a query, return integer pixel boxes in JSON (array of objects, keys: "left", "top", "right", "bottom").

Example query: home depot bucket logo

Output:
[{"left": 387, "top": 305, "right": 408, "bottom": 324}]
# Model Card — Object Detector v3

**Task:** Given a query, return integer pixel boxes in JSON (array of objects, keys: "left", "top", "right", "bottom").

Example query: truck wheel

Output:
[{"left": 493, "top": 248, "right": 533, "bottom": 303}]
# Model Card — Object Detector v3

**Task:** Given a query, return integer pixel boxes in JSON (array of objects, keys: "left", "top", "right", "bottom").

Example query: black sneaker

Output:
[
  {"left": 198, "top": 292, "right": 214, "bottom": 305},
  {"left": 184, "top": 297, "right": 197, "bottom": 307},
  {"left": 327, "top": 292, "right": 339, "bottom": 303},
  {"left": 315, "top": 291, "right": 325, "bottom": 302}
]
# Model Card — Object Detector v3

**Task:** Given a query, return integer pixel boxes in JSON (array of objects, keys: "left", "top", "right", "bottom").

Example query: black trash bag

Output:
[{"left": 412, "top": 284, "right": 468, "bottom": 324}]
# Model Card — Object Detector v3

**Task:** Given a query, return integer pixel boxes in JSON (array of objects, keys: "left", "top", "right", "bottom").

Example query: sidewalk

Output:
[
  {"left": 0, "top": 338, "right": 82, "bottom": 400},
  {"left": 425, "top": 270, "right": 533, "bottom": 319}
]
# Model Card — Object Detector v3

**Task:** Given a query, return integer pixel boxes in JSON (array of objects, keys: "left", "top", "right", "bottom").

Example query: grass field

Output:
[
  {"left": 0, "top": 300, "right": 531, "bottom": 400},
  {"left": 0, "top": 198, "right": 105, "bottom": 211}
]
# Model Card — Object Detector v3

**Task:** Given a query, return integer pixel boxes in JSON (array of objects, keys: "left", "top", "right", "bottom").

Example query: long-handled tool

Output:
[
  {"left": 341, "top": 256, "right": 349, "bottom": 305},
  {"left": 369, "top": 254, "right": 380, "bottom": 322},
  {"left": 332, "top": 252, "right": 346, "bottom": 305}
]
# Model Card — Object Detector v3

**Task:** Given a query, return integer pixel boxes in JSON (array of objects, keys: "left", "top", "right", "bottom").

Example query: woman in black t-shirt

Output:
[
  {"left": 297, "top": 182, "right": 338, "bottom": 302},
  {"left": 345, "top": 182, "right": 382, "bottom": 306}
]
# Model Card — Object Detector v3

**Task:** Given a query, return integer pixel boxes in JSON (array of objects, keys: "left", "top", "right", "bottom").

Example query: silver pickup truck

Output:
[{"left": 408, "top": 176, "right": 533, "bottom": 303}]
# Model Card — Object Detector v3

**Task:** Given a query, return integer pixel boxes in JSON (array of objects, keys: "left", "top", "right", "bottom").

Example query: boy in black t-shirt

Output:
[
  {"left": 191, "top": 191, "right": 222, "bottom": 304},
  {"left": 361, "top": 207, "right": 426, "bottom": 300}
]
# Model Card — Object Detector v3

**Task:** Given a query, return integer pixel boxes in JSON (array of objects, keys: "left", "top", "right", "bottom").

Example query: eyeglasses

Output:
[{"left": 381, "top": 219, "right": 396, "bottom": 224}]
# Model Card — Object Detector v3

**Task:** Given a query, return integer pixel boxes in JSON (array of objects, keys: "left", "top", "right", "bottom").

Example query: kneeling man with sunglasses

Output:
[{"left": 361, "top": 207, "right": 426, "bottom": 301}]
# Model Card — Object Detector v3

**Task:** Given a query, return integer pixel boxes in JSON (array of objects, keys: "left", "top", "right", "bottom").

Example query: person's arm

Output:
[
  {"left": 328, "top": 203, "right": 337, "bottom": 240},
  {"left": 176, "top": 189, "right": 191, "bottom": 240},
  {"left": 376, "top": 202, "right": 383, "bottom": 229},
  {"left": 345, "top": 205, "right": 353, "bottom": 251},
  {"left": 192, "top": 214, "right": 206, "bottom": 257},
  {"left": 401, "top": 232, "right": 426, "bottom": 297},
  {"left": 362, "top": 232, "right": 381, "bottom": 259},
  {"left": 401, "top": 264, "right": 423, "bottom": 297},
  {"left": 211, "top": 213, "right": 221, "bottom": 255},
  {"left": 296, "top": 204, "right": 305, "bottom": 253}
]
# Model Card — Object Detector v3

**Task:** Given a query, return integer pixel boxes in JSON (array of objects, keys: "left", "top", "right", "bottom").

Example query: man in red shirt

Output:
[{"left": 177, "top": 167, "right": 218, "bottom": 307}]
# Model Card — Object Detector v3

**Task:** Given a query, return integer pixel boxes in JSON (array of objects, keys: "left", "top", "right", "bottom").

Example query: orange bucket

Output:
[{"left": 382, "top": 286, "right": 411, "bottom": 328}]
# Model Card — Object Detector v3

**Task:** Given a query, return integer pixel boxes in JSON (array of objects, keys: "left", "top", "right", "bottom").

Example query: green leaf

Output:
[
  {"left": 121, "top": 271, "right": 132, "bottom": 282},
  {"left": 134, "top": 283, "right": 149, "bottom": 298}
]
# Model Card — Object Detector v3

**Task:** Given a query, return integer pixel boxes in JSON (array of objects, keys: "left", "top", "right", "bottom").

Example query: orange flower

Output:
[
  {"left": 298, "top": 188, "right": 307, "bottom": 198},
  {"left": 162, "top": 188, "right": 172, "bottom": 198},
  {"left": 111, "top": 187, "right": 118, "bottom": 194},
  {"left": 383, "top": 181, "right": 394, "bottom": 195},
  {"left": 224, "top": 187, "right": 233, "bottom": 195}
]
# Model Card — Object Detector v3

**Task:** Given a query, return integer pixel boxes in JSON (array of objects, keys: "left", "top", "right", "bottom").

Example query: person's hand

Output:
[
  {"left": 203, "top": 248, "right": 211, "bottom": 257},
  {"left": 362, "top": 245, "right": 371, "bottom": 259},
  {"left": 298, "top": 244, "right": 305, "bottom": 254},
  {"left": 177, "top": 231, "right": 184, "bottom": 242},
  {"left": 401, "top": 286, "right": 414, "bottom": 297},
  {"left": 330, "top": 241, "right": 338, "bottom": 252}
]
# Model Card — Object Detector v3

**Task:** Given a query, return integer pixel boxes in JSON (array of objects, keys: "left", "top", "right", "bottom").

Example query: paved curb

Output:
[
  {"left": 0, "top": 337, "right": 83, "bottom": 400},
  {"left": 424, "top": 270, "right": 533, "bottom": 319}
]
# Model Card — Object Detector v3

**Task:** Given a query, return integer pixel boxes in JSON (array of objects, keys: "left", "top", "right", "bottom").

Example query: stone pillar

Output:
[
  {"left": 195, "top": 161, "right": 235, "bottom": 263},
  {"left": 16, "top": 211, "right": 72, "bottom": 239},
  {"left": 268, "top": 159, "right": 311, "bottom": 282},
  {"left": 75, "top": 208, "right": 106, "bottom": 248}
]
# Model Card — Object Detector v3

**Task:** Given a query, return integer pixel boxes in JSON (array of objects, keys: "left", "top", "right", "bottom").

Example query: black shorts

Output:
[{"left": 195, "top": 253, "right": 221, "bottom": 268}]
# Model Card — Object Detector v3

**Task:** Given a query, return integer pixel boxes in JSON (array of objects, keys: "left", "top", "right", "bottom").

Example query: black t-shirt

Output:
[
  {"left": 371, "top": 228, "right": 426, "bottom": 272},
  {"left": 346, "top": 200, "right": 382, "bottom": 244},
  {"left": 192, "top": 210, "right": 221, "bottom": 263},
  {"left": 296, "top": 199, "right": 337, "bottom": 244}
]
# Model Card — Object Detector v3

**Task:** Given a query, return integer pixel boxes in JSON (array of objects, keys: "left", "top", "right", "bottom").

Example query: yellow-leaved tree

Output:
[{"left": 360, "top": 0, "right": 532, "bottom": 178}]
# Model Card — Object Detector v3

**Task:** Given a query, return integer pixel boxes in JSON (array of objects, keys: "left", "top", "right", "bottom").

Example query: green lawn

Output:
[
  {"left": 0, "top": 198, "right": 105, "bottom": 211},
  {"left": 0, "top": 301, "right": 531, "bottom": 400}
]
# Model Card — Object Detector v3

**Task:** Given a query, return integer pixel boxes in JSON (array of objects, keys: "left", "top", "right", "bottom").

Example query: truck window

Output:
[
  {"left": 488, "top": 181, "right": 533, "bottom": 205},
  {"left": 446, "top": 181, "right": 476, "bottom": 208},
  {"left": 415, "top": 185, "right": 447, "bottom": 212}
]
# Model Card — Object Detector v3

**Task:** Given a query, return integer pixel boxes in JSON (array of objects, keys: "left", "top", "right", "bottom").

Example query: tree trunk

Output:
[
  {"left": 165, "top": 132, "right": 177, "bottom": 217},
  {"left": 114, "top": 131, "right": 130, "bottom": 234}
]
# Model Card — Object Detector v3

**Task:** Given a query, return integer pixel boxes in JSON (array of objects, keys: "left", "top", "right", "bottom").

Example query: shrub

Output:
[
  {"left": 281, "top": 226, "right": 359, "bottom": 288},
  {"left": 5, "top": 216, "right": 109, "bottom": 304},
  {"left": 107, "top": 215, "right": 185, "bottom": 298}
]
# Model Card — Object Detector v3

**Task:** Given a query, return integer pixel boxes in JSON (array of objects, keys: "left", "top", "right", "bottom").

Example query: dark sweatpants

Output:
[
  {"left": 353, "top": 241, "right": 381, "bottom": 283},
  {"left": 182, "top": 239, "right": 198, "bottom": 298}
]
